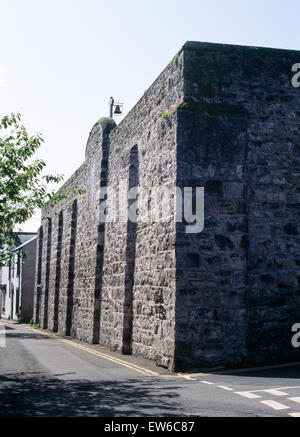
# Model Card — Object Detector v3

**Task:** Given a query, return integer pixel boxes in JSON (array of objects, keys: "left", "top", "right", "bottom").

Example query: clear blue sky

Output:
[{"left": 1, "top": 0, "right": 300, "bottom": 231}]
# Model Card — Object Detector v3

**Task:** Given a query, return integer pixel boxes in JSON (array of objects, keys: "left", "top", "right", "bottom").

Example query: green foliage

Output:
[
  {"left": 51, "top": 188, "right": 85, "bottom": 210},
  {"left": 160, "top": 112, "right": 169, "bottom": 119},
  {"left": 29, "top": 318, "right": 39, "bottom": 328},
  {"left": 160, "top": 99, "right": 184, "bottom": 122},
  {"left": 0, "top": 113, "right": 64, "bottom": 265}
]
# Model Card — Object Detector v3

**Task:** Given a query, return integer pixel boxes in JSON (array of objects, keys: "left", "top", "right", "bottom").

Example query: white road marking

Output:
[
  {"left": 183, "top": 376, "right": 197, "bottom": 381},
  {"left": 260, "top": 400, "right": 290, "bottom": 411},
  {"left": 289, "top": 412, "right": 300, "bottom": 417},
  {"left": 288, "top": 398, "right": 300, "bottom": 404},
  {"left": 263, "top": 389, "right": 288, "bottom": 396},
  {"left": 235, "top": 391, "right": 262, "bottom": 399},
  {"left": 200, "top": 381, "right": 214, "bottom": 385},
  {"left": 235, "top": 386, "right": 300, "bottom": 399},
  {"left": 218, "top": 385, "right": 234, "bottom": 391}
]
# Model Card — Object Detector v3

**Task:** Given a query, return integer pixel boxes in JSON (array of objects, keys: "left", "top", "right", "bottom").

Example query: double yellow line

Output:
[
  {"left": 16, "top": 324, "right": 300, "bottom": 379},
  {"left": 13, "top": 323, "right": 300, "bottom": 379},
  {"left": 26, "top": 326, "right": 160, "bottom": 377}
]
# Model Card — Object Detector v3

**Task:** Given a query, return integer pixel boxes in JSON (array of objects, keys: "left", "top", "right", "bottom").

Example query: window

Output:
[{"left": 1, "top": 285, "right": 6, "bottom": 313}]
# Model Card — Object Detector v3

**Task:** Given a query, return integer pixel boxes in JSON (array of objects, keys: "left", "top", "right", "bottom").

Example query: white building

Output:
[{"left": 0, "top": 233, "right": 37, "bottom": 322}]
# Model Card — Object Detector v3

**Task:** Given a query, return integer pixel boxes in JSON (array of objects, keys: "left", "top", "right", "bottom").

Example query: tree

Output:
[{"left": 0, "top": 113, "right": 66, "bottom": 265}]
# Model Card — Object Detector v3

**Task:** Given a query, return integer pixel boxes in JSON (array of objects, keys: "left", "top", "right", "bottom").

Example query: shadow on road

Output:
[
  {"left": 4, "top": 331, "right": 53, "bottom": 340},
  {"left": 0, "top": 372, "right": 182, "bottom": 417}
]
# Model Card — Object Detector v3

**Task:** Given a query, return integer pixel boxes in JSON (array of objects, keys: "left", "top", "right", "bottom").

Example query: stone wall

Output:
[
  {"left": 175, "top": 42, "right": 300, "bottom": 370},
  {"left": 34, "top": 48, "right": 184, "bottom": 370},
  {"left": 99, "top": 50, "right": 184, "bottom": 368},
  {"left": 34, "top": 41, "right": 300, "bottom": 372},
  {"left": 35, "top": 119, "right": 117, "bottom": 344}
]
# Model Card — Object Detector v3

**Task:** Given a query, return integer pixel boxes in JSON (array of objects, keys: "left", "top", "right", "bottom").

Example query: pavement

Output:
[{"left": 1, "top": 321, "right": 300, "bottom": 417}]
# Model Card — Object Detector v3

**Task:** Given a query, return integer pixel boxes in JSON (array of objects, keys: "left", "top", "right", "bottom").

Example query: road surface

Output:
[{"left": 1, "top": 322, "right": 300, "bottom": 417}]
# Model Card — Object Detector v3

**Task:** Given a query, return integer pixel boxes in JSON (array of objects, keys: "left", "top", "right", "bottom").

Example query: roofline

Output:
[
  {"left": 12, "top": 235, "right": 37, "bottom": 252},
  {"left": 183, "top": 40, "right": 300, "bottom": 54}
]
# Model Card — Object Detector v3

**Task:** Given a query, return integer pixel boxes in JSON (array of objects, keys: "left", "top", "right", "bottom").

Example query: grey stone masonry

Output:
[{"left": 34, "top": 41, "right": 300, "bottom": 372}]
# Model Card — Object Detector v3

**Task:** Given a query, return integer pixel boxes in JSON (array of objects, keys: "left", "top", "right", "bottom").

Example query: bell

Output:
[{"left": 114, "top": 105, "right": 122, "bottom": 115}]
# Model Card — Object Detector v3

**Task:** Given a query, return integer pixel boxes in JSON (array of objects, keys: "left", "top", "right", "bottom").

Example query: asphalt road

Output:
[{"left": 1, "top": 322, "right": 300, "bottom": 417}]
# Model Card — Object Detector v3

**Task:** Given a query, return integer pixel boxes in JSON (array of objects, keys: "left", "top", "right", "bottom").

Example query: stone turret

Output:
[{"left": 85, "top": 117, "right": 116, "bottom": 159}]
